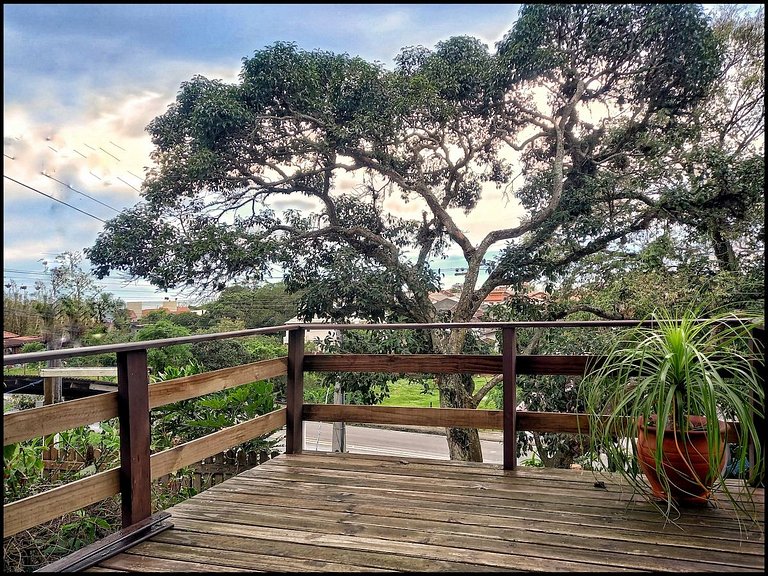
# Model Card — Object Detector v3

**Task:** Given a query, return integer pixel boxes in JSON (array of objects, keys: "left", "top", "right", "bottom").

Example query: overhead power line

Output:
[
  {"left": 3, "top": 175, "right": 107, "bottom": 223},
  {"left": 116, "top": 176, "right": 141, "bottom": 193},
  {"left": 42, "top": 173, "right": 121, "bottom": 213}
]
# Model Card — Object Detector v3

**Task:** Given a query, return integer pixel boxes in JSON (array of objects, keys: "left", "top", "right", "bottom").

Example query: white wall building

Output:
[{"left": 282, "top": 316, "right": 340, "bottom": 350}]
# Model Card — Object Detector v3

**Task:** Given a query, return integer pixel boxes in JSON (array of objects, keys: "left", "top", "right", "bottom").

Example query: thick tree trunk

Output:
[
  {"left": 711, "top": 226, "right": 738, "bottom": 273},
  {"left": 436, "top": 372, "right": 483, "bottom": 462},
  {"left": 428, "top": 313, "right": 486, "bottom": 462}
]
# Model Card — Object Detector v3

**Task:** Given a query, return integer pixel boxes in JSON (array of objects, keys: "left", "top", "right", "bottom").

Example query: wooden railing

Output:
[{"left": 3, "top": 321, "right": 763, "bottom": 540}]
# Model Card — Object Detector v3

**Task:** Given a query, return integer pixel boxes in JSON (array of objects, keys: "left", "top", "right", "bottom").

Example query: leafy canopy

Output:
[{"left": 87, "top": 5, "right": 723, "bottom": 333}]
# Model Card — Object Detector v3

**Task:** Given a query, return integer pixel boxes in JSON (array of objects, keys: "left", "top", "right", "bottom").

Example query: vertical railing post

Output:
[
  {"left": 502, "top": 327, "right": 517, "bottom": 470},
  {"left": 286, "top": 328, "right": 305, "bottom": 454},
  {"left": 749, "top": 326, "right": 765, "bottom": 487},
  {"left": 116, "top": 349, "right": 152, "bottom": 528}
]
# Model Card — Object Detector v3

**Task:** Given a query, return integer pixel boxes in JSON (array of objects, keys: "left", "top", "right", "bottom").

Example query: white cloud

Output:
[{"left": 4, "top": 3, "right": 529, "bottom": 302}]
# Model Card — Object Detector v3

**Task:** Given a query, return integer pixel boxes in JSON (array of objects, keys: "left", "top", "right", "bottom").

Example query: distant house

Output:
[
  {"left": 3, "top": 331, "right": 44, "bottom": 354},
  {"left": 425, "top": 285, "right": 550, "bottom": 346},
  {"left": 428, "top": 285, "right": 548, "bottom": 315},
  {"left": 430, "top": 291, "right": 461, "bottom": 312},
  {"left": 282, "top": 316, "right": 340, "bottom": 350},
  {"left": 125, "top": 300, "right": 200, "bottom": 324}
]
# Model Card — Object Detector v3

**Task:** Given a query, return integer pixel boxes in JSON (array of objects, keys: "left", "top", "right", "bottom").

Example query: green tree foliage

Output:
[
  {"left": 87, "top": 5, "right": 738, "bottom": 461},
  {"left": 150, "top": 360, "right": 278, "bottom": 454},
  {"left": 317, "top": 329, "right": 431, "bottom": 405},
  {"left": 190, "top": 339, "right": 254, "bottom": 371},
  {"left": 20, "top": 341, "right": 46, "bottom": 353},
  {"left": 203, "top": 283, "right": 302, "bottom": 328},
  {"left": 164, "top": 310, "right": 207, "bottom": 331},
  {"left": 24, "top": 252, "right": 129, "bottom": 350},
  {"left": 135, "top": 320, "right": 193, "bottom": 374},
  {"left": 658, "top": 6, "right": 764, "bottom": 274},
  {"left": 143, "top": 308, "right": 172, "bottom": 324},
  {"left": 3, "top": 280, "right": 40, "bottom": 336},
  {"left": 241, "top": 335, "right": 288, "bottom": 360}
]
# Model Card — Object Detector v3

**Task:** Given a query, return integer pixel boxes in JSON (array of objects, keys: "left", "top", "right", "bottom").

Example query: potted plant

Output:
[{"left": 578, "top": 308, "right": 764, "bottom": 522}]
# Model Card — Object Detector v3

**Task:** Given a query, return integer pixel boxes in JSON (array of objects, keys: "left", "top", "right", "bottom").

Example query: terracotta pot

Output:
[{"left": 636, "top": 416, "right": 726, "bottom": 505}]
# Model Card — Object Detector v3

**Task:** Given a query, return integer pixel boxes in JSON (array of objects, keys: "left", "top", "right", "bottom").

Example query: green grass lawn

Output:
[
  {"left": 7, "top": 366, "right": 500, "bottom": 411},
  {"left": 3, "top": 366, "right": 42, "bottom": 376},
  {"left": 380, "top": 377, "right": 499, "bottom": 410}
]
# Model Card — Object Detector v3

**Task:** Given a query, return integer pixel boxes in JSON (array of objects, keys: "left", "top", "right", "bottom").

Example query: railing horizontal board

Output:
[
  {"left": 3, "top": 468, "right": 120, "bottom": 538},
  {"left": 148, "top": 358, "right": 288, "bottom": 409},
  {"left": 7, "top": 320, "right": 755, "bottom": 366},
  {"left": 4, "top": 326, "right": 295, "bottom": 365},
  {"left": 4, "top": 393, "right": 118, "bottom": 446},
  {"left": 304, "top": 354, "right": 601, "bottom": 375},
  {"left": 518, "top": 412, "right": 741, "bottom": 438},
  {"left": 304, "top": 354, "right": 500, "bottom": 374},
  {"left": 3, "top": 409, "right": 287, "bottom": 538},
  {"left": 150, "top": 408, "right": 286, "bottom": 479},
  {"left": 4, "top": 358, "right": 288, "bottom": 446},
  {"left": 518, "top": 412, "right": 592, "bottom": 434},
  {"left": 302, "top": 405, "right": 743, "bottom": 439},
  {"left": 519, "top": 355, "right": 601, "bottom": 375},
  {"left": 303, "top": 404, "right": 502, "bottom": 429}
]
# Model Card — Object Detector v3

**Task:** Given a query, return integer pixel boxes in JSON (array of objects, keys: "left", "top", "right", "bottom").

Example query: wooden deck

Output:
[{"left": 84, "top": 451, "right": 764, "bottom": 573}]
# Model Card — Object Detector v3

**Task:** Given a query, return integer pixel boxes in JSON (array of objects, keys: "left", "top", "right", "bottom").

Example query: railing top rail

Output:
[
  {"left": 313, "top": 318, "right": 763, "bottom": 330},
  {"left": 4, "top": 318, "right": 760, "bottom": 366},
  {"left": 2, "top": 325, "right": 296, "bottom": 366},
  {"left": 297, "top": 320, "right": 658, "bottom": 330}
]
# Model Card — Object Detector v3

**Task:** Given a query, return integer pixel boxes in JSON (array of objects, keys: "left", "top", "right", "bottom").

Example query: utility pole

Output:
[
  {"left": 43, "top": 303, "right": 63, "bottom": 405},
  {"left": 331, "top": 382, "right": 346, "bottom": 452},
  {"left": 331, "top": 330, "right": 346, "bottom": 452}
]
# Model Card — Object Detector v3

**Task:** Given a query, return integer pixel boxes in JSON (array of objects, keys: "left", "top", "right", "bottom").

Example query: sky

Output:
[
  {"left": 4, "top": 4, "right": 752, "bottom": 307},
  {"left": 3, "top": 3, "right": 526, "bottom": 305}
]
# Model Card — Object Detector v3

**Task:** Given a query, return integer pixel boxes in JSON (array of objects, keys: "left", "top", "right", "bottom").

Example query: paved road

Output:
[{"left": 297, "top": 421, "right": 504, "bottom": 464}]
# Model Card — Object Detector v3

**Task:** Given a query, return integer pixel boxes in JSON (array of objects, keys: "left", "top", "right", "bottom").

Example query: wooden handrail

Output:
[
  {"left": 3, "top": 320, "right": 762, "bottom": 539},
  {"left": 4, "top": 358, "right": 288, "bottom": 446},
  {"left": 3, "top": 409, "right": 287, "bottom": 537},
  {"left": 3, "top": 325, "right": 296, "bottom": 365}
]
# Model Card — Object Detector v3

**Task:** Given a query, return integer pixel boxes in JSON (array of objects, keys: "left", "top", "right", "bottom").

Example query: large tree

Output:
[
  {"left": 87, "top": 4, "right": 724, "bottom": 461},
  {"left": 477, "top": 6, "right": 764, "bottom": 468},
  {"left": 204, "top": 283, "right": 302, "bottom": 328},
  {"left": 655, "top": 5, "right": 764, "bottom": 275}
]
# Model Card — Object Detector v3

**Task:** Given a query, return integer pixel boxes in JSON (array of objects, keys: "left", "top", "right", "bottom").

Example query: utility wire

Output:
[
  {"left": 42, "top": 173, "right": 121, "bottom": 213},
  {"left": 116, "top": 176, "right": 141, "bottom": 193},
  {"left": 3, "top": 379, "right": 44, "bottom": 394},
  {"left": 3, "top": 175, "right": 107, "bottom": 223}
]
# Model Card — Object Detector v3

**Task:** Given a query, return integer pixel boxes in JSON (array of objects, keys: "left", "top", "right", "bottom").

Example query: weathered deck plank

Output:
[{"left": 84, "top": 452, "right": 765, "bottom": 573}]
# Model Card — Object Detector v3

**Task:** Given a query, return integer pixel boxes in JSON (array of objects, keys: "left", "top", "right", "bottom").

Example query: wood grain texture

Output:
[
  {"left": 149, "top": 409, "right": 286, "bottom": 479},
  {"left": 502, "top": 327, "right": 517, "bottom": 470},
  {"left": 303, "top": 354, "right": 601, "bottom": 375},
  {"left": 82, "top": 452, "right": 763, "bottom": 573},
  {"left": 286, "top": 329, "right": 305, "bottom": 454},
  {"left": 148, "top": 358, "right": 287, "bottom": 409},
  {"left": 117, "top": 350, "right": 152, "bottom": 527},
  {"left": 302, "top": 405, "right": 743, "bottom": 438},
  {"left": 3, "top": 468, "right": 120, "bottom": 538},
  {"left": 3, "top": 393, "right": 118, "bottom": 446},
  {"left": 303, "top": 404, "right": 503, "bottom": 429},
  {"left": 3, "top": 358, "right": 288, "bottom": 446},
  {"left": 3, "top": 411, "right": 286, "bottom": 538}
]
